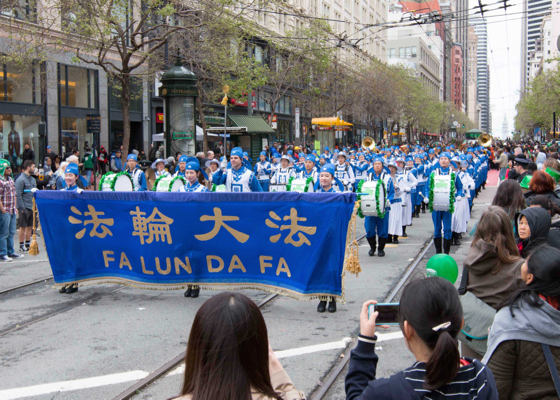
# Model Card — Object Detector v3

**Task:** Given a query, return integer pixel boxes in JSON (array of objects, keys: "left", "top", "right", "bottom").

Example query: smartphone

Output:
[{"left": 368, "top": 303, "right": 400, "bottom": 325}]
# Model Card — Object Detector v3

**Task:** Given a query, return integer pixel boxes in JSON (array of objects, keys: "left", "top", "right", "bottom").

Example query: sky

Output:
[{"left": 470, "top": 0, "right": 524, "bottom": 137}]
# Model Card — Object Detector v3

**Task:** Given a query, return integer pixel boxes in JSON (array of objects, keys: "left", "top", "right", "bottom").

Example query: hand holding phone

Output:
[{"left": 369, "top": 303, "right": 400, "bottom": 325}]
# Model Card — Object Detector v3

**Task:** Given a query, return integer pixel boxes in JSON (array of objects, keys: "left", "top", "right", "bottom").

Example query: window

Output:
[
  {"left": 0, "top": 0, "right": 36, "bottom": 22},
  {"left": 399, "top": 47, "right": 405, "bottom": 58},
  {"left": 59, "top": 64, "right": 98, "bottom": 109},
  {"left": 110, "top": 77, "right": 142, "bottom": 113},
  {"left": 0, "top": 60, "right": 42, "bottom": 104},
  {"left": 389, "top": 48, "right": 396, "bottom": 58},
  {"left": 405, "top": 47, "right": 411, "bottom": 57},
  {"left": 322, "top": 2, "right": 330, "bottom": 18},
  {"left": 255, "top": 45, "right": 263, "bottom": 63}
]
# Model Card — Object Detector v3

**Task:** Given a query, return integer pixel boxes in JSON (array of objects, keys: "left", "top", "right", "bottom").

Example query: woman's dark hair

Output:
[
  {"left": 399, "top": 278, "right": 463, "bottom": 390},
  {"left": 492, "top": 180, "right": 527, "bottom": 220},
  {"left": 530, "top": 194, "right": 560, "bottom": 216},
  {"left": 473, "top": 206, "right": 521, "bottom": 264},
  {"left": 529, "top": 170, "right": 555, "bottom": 193},
  {"left": 181, "top": 292, "right": 281, "bottom": 400},
  {"left": 506, "top": 244, "right": 560, "bottom": 316}
]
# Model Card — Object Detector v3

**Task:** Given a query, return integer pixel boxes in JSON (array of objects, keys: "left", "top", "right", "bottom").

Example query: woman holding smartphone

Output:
[{"left": 345, "top": 277, "right": 499, "bottom": 399}]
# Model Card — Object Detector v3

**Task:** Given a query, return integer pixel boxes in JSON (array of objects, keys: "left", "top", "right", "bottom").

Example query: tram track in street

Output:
[{"left": 0, "top": 275, "right": 54, "bottom": 296}]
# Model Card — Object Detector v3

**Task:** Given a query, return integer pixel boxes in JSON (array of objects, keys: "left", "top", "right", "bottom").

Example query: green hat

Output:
[
  {"left": 520, "top": 174, "right": 532, "bottom": 189},
  {"left": 0, "top": 159, "right": 10, "bottom": 180},
  {"left": 546, "top": 167, "right": 560, "bottom": 183},
  {"left": 426, "top": 254, "right": 458, "bottom": 284}
]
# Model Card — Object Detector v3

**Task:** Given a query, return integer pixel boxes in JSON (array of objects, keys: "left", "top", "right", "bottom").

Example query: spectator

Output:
[
  {"left": 462, "top": 206, "right": 524, "bottom": 359},
  {"left": 346, "top": 277, "right": 498, "bottom": 400},
  {"left": 148, "top": 144, "right": 158, "bottom": 162},
  {"left": 166, "top": 156, "right": 176, "bottom": 174},
  {"left": 491, "top": 180, "right": 526, "bottom": 223},
  {"left": 529, "top": 195, "right": 560, "bottom": 252},
  {"left": 98, "top": 146, "right": 108, "bottom": 175},
  {"left": 155, "top": 145, "right": 164, "bottom": 160},
  {"left": 110, "top": 149, "right": 123, "bottom": 172},
  {"left": 82, "top": 147, "right": 94, "bottom": 187},
  {"left": 509, "top": 156, "right": 531, "bottom": 188},
  {"left": 53, "top": 155, "right": 62, "bottom": 170},
  {"left": 0, "top": 163, "right": 23, "bottom": 262},
  {"left": 22, "top": 142, "right": 35, "bottom": 164},
  {"left": 172, "top": 292, "right": 302, "bottom": 400},
  {"left": 497, "top": 149, "right": 509, "bottom": 181},
  {"left": 44, "top": 146, "right": 56, "bottom": 167},
  {"left": 15, "top": 160, "right": 36, "bottom": 252},
  {"left": 524, "top": 170, "right": 560, "bottom": 208},
  {"left": 536, "top": 146, "right": 547, "bottom": 170},
  {"left": 138, "top": 150, "right": 147, "bottom": 161},
  {"left": 484, "top": 244, "right": 560, "bottom": 399},
  {"left": 515, "top": 207, "right": 550, "bottom": 258},
  {"left": 52, "top": 162, "right": 68, "bottom": 190}
]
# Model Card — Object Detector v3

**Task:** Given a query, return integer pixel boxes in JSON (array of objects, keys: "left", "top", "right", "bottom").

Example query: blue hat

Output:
[
  {"left": 316, "top": 164, "right": 345, "bottom": 191},
  {"left": 312, "top": 150, "right": 317, "bottom": 154},
  {"left": 179, "top": 155, "right": 189, "bottom": 163},
  {"left": 320, "top": 164, "right": 335, "bottom": 176},
  {"left": 66, "top": 163, "right": 79, "bottom": 176},
  {"left": 287, "top": 150, "right": 293, "bottom": 155},
  {"left": 127, "top": 154, "right": 137, "bottom": 161},
  {"left": 299, "top": 152, "right": 305, "bottom": 158},
  {"left": 47, "top": 146, "right": 51, "bottom": 149},
  {"left": 373, "top": 157, "right": 384, "bottom": 165},
  {"left": 305, "top": 155, "right": 316, "bottom": 162},
  {"left": 231, "top": 147, "right": 244, "bottom": 158},
  {"left": 220, "top": 156, "right": 227, "bottom": 162},
  {"left": 440, "top": 152, "right": 452, "bottom": 159},
  {"left": 429, "top": 149, "right": 435, "bottom": 154},
  {"left": 405, "top": 156, "right": 414, "bottom": 163},
  {"left": 260, "top": 151, "right": 267, "bottom": 156},
  {"left": 337, "top": 152, "right": 347, "bottom": 158},
  {"left": 467, "top": 147, "right": 474, "bottom": 153},
  {"left": 185, "top": 157, "right": 208, "bottom": 180},
  {"left": 324, "top": 146, "right": 330, "bottom": 151},
  {"left": 242, "top": 152, "right": 248, "bottom": 157},
  {"left": 320, "top": 154, "right": 327, "bottom": 159}
]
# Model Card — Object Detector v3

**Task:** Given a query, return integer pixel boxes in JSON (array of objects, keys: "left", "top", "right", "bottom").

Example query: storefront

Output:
[
  {"left": 58, "top": 63, "right": 99, "bottom": 157},
  {"left": 108, "top": 78, "right": 143, "bottom": 153},
  {"left": 227, "top": 115, "right": 274, "bottom": 161},
  {"left": 0, "top": 59, "right": 45, "bottom": 170}
]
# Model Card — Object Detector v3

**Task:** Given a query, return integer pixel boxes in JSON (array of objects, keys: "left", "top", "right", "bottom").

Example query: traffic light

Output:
[{"left": 462, "top": 124, "right": 465, "bottom": 128}]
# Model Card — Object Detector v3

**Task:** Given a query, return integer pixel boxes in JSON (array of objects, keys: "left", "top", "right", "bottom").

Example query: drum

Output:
[
  {"left": 270, "top": 184, "right": 287, "bottom": 192},
  {"left": 153, "top": 176, "right": 185, "bottom": 192},
  {"left": 288, "top": 178, "right": 314, "bottom": 193},
  {"left": 360, "top": 180, "right": 386, "bottom": 217},
  {"left": 101, "top": 172, "right": 133, "bottom": 192},
  {"left": 214, "top": 184, "right": 227, "bottom": 192},
  {"left": 432, "top": 174, "right": 451, "bottom": 212}
]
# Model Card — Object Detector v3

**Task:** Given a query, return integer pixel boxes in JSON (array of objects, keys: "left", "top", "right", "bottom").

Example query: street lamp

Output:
[{"left": 159, "top": 58, "right": 198, "bottom": 158}]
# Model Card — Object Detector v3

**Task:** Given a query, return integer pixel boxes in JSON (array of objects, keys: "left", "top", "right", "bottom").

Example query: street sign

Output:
[
  {"left": 453, "top": 121, "right": 459, "bottom": 127},
  {"left": 295, "top": 108, "right": 300, "bottom": 138},
  {"left": 173, "top": 131, "right": 194, "bottom": 141}
]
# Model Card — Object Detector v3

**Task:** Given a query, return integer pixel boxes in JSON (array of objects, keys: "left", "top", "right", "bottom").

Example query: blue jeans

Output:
[
  {"left": 86, "top": 170, "right": 93, "bottom": 186},
  {"left": 365, "top": 214, "right": 390, "bottom": 238},
  {"left": 0, "top": 212, "right": 17, "bottom": 256}
]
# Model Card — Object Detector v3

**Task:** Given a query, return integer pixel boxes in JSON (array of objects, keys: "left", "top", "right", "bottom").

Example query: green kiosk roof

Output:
[{"left": 228, "top": 115, "right": 274, "bottom": 134}]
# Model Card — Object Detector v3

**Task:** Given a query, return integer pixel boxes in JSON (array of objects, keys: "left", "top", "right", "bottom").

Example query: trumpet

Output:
[{"left": 478, "top": 133, "right": 492, "bottom": 148}]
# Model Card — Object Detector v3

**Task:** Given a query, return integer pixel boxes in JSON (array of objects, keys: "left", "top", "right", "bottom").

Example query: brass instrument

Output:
[
  {"left": 400, "top": 145, "right": 408, "bottom": 154},
  {"left": 478, "top": 133, "right": 492, "bottom": 148},
  {"left": 362, "top": 136, "right": 376, "bottom": 151}
]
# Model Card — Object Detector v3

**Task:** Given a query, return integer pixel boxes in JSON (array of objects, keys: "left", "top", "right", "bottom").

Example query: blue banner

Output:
[{"left": 35, "top": 192, "right": 357, "bottom": 301}]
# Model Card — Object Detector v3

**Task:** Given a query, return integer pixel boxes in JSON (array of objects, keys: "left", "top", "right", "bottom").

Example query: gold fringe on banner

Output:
[
  {"left": 53, "top": 278, "right": 343, "bottom": 303},
  {"left": 28, "top": 197, "right": 39, "bottom": 255},
  {"left": 343, "top": 200, "right": 362, "bottom": 277}
]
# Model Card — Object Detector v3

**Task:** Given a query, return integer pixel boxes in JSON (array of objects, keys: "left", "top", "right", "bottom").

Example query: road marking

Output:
[
  {"left": 0, "top": 371, "right": 149, "bottom": 400},
  {"left": 0, "top": 334, "right": 405, "bottom": 399}
]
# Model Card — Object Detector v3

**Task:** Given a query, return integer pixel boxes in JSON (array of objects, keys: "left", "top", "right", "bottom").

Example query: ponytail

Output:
[
  {"left": 399, "top": 277, "right": 463, "bottom": 390},
  {"left": 425, "top": 330, "right": 460, "bottom": 390}
]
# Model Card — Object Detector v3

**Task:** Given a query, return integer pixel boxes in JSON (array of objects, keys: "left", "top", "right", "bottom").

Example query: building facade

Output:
[
  {"left": 466, "top": 26, "right": 478, "bottom": 127},
  {"left": 472, "top": 18, "right": 490, "bottom": 132}
]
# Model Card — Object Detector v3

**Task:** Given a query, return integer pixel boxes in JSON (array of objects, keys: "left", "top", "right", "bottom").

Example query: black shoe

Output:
[
  {"left": 59, "top": 285, "right": 67, "bottom": 294},
  {"left": 387, "top": 234, "right": 392, "bottom": 243},
  {"left": 434, "top": 237, "right": 443, "bottom": 254},
  {"left": 366, "top": 236, "right": 376, "bottom": 256},
  {"left": 378, "top": 237, "right": 386, "bottom": 257},
  {"left": 328, "top": 300, "right": 337, "bottom": 313},
  {"left": 191, "top": 288, "right": 200, "bottom": 298},
  {"left": 317, "top": 301, "right": 327, "bottom": 313},
  {"left": 65, "top": 284, "right": 78, "bottom": 294},
  {"left": 394, "top": 236, "right": 399, "bottom": 244},
  {"left": 458, "top": 233, "right": 463, "bottom": 239},
  {"left": 8, "top": 253, "right": 23, "bottom": 259},
  {"left": 184, "top": 287, "right": 192, "bottom": 297},
  {"left": 444, "top": 238, "right": 452, "bottom": 255},
  {"left": 402, "top": 227, "right": 407, "bottom": 237}
]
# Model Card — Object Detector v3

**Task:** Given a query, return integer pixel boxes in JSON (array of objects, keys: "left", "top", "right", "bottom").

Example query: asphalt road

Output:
[{"left": 0, "top": 182, "right": 497, "bottom": 400}]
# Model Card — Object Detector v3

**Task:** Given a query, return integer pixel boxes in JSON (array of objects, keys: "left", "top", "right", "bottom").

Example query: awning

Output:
[
  {"left": 152, "top": 133, "right": 164, "bottom": 142},
  {"left": 422, "top": 132, "right": 438, "bottom": 137},
  {"left": 465, "top": 129, "right": 483, "bottom": 134},
  {"left": 228, "top": 115, "right": 274, "bottom": 134},
  {"left": 312, "top": 117, "right": 353, "bottom": 127}
]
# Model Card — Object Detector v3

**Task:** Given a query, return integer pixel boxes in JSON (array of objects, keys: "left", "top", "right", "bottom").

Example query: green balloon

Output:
[{"left": 426, "top": 254, "right": 458, "bottom": 284}]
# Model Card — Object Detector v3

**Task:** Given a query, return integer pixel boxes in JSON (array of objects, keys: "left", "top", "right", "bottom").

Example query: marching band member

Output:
[
  {"left": 125, "top": 154, "right": 147, "bottom": 191},
  {"left": 152, "top": 158, "right": 170, "bottom": 179},
  {"left": 296, "top": 155, "right": 319, "bottom": 186},
  {"left": 270, "top": 155, "right": 294, "bottom": 186},
  {"left": 452, "top": 158, "right": 475, "bottom": 244},
  {"left": 174, "top": 155, "right": 188, "bottom": 178},
  {"left": 270, "top": 154, "right": 281, "bottom": 177},
  {"left": 387, "top": 162, "right": 405, "bottom": 244},
  {"left": 58, "top": 163, "right": 83, "bottom": 295},
  {"left": 179, "top": 157, "right": 210, "bottom": 298},
  {"left": 398, "top": 157, "right": 416, "bottom": 237},
  {"left": 314, "top": 164, "right": 344, "bottom": 314},
  {"left": 424, "top": 152, "right": 463, "bottom": 255},
  {"left": 253, "top": 151, "right": 271, "bottom": 192},
  {"left": 353, "top": 153, "right": 369, "bottom": 191},
  {"left": 364, "top": 157, "right": 395, "bottom": 257},
  {"left": 334, "top": 152, "right": 355, "bottom": 191},
  {"left": 242, "top": 152, "right": 252, "bottom": 170},
  {"left": 212, "top": 147, "right": 263, "bottom": 192},
  {"left": 204, "top": 159, "right": 220, "bottom": 190}
]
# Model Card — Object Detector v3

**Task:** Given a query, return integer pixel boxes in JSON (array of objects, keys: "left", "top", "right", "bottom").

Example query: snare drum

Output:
[
  {"left": 100, "top": 172, "right": 133, "bottom": 192},
  {"left": 213, "top": 184, "right": 227, "bottom": 192},
  {"left": 360, "top": 180, "right": 385, "bottom": 217},
  {"left": 288, "top": 178, "right": 314, "bottom": 193},
  {"left": 153, "top": 176, "right": 185, "bottom": 192},
  {"left": 432, "top": 174, "right": 451, "bottom": 212},
  {"left": 269, "top": 184, "right": 287, "bottom": 192}
]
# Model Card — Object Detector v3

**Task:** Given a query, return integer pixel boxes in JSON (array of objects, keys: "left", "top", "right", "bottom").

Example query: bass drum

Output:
[
  {"left": 432, "top": 175, "right": 451, "bottom": 212},
  {"left": 153, "top": 176, "right": 186, "bottom": 192},
  {"left": 101, "top": 172, "right": 133, "bottom": 192},
  {"left": 288, "top": 178, "right": 314, "bottom": 193},
  {"left": 270, "top": 184, "right": 287, "bottom": 192},
  {"left": 360, "top": 180, "right": 385, "bottom": 217}
]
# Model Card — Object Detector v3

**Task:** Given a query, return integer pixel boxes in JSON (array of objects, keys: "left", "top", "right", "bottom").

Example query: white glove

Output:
[
  {"left": 31, "top": 188, "right": 37, "bottom": 193},
  {"left": 405, "top": 187, "right": 411, "bottom": 192},
  {"left": 385, "top": 200, "right": 391, "bottom": 208},
  {"left": 77, "top": 188, "right": 84, "bottom": 194},
  {"left": 423, "top": 197, "right": 429, "bottom": 204},
  {"left": 455, "top": 196, "right": 462, "bottom": 201}
]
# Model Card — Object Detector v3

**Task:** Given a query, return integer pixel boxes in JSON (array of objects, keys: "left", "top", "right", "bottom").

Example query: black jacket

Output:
[
  {"left": 345, "top": 339, "right": 499, "bottom": 400},
  {"left": 515, "top": 207, "right": 551, "bottom": 257},
  {"left": 524, "top": 190, "right": 560, "bottom": 208},
  {"left": 22, "top": 148, "right": 35, "bottom": 163}
]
